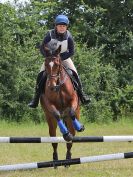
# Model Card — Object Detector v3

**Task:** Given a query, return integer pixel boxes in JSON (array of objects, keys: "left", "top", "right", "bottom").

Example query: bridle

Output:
[{"left": 46, "top": 56, "right": 68, "bottom": 92}]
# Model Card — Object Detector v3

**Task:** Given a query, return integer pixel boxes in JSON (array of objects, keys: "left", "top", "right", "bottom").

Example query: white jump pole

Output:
[
  {"left": 0, "top": 152, "right": 133, "bottom": 171},
  {"left": 0, "top": 136, "right": 133, "bottom": 143}
]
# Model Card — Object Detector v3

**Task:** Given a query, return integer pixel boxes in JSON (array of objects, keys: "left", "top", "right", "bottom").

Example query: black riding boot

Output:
[
  {"left": 28, "top": 71, "right": 47, "bottom": 108},
  {"left": 72, "top": 71, "right": 91, "bottom": 104}
]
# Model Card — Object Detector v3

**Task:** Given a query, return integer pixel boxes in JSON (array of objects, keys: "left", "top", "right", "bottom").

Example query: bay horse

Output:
[{"left": 40, "top": 45, "right": 84, "bottom": 163}]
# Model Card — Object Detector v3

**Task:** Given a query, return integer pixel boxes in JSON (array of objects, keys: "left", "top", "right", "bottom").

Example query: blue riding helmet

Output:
[{"left": 55, "top": 15, "right": 69, "bottom": 25}]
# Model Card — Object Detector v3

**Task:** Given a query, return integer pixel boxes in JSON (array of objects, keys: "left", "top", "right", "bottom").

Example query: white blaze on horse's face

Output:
[
  {"left": 48, "top": 60, "right": 57, "bottom": 87},
  {"left": 49, "top": 61, "right": 54, "bottom": 68},
  {"left": 49, "top": 61, "right": 54, "bottom": 74}
]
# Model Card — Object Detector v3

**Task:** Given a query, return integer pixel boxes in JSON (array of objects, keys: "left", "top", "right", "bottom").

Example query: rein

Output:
[{"left": 47, "top": 65, "right": 68, "bottom": 92}]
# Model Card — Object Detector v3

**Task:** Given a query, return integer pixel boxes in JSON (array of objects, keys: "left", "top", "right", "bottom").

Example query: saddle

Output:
[{"left": 64, "top": 67, "right": 79, "bottom": 91}]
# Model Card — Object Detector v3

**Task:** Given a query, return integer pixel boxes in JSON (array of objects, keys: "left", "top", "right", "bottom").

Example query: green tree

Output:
[
  {"left": 0, "top": 1, "right": 132, "bottom": 122},
  {"left": 0, "top": 4, "right": 20, "bottom": 120}
]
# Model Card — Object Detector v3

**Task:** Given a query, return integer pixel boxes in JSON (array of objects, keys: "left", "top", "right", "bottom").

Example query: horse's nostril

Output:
[
  {"left": 51, "top": 85, "right": 60, "bottom": 92},
  {"left": 51, "top": 87, "right": 54, "bottom": 91}
]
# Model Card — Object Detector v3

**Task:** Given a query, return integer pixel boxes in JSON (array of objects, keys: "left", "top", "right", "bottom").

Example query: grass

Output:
[{"left": 0, "top": 119, "right": 133, "bottom": 177}]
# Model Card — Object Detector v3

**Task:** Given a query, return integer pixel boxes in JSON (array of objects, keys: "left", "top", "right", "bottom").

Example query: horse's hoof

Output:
[
  {"left": 53, "top": 152, "right": 58, "bottom": 161},
  {"left": 53, "top": 164, "right": 58, "bottom": 169},
  {"left": 53, "top": 152, "right": 58, "bottom": 169},
  {"left": 63, "top": 132, "right": 73, "bottom": 142},
  {"left": 65, "top": 164, "right": 70, "bottom": 168},
  {"left": 64, "top": 152, "right": 72, "bottom": 168},
  {"left": 78, "top": 125, "right": 85, "bottom": 132},
  {"left": 66, "top": 151, "right": 72, "bottom": 160}
]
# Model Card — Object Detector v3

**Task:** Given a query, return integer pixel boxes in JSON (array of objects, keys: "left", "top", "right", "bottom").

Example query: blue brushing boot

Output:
[
  {"left": 72, "top": 118, "right": 85, "bottom": 132},
  {"left": 58, "top": 120, "right": 73, "bottom": 142},
  {"left": 58, "top": 120, "right": 68, "bottom": 135}
]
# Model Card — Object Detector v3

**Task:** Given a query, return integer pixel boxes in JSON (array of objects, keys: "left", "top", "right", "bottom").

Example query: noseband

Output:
[
  {"left": 47, "top": 72, "right": 61, "bottom": 92},
  {"left": 46, "top": 57, "right": 68, "bottom": 92}
]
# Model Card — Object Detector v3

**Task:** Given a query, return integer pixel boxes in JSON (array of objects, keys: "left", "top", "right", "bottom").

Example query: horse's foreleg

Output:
[
  {"left": 69, "top": 108, "right": 85, "bottom": 132},
  {"left": 52, "top": 110, "right": 73, "bottom": 142}
]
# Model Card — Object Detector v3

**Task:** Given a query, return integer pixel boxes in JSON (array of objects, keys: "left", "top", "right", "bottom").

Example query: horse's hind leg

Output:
[
  {"left": 46, "top": 114, "right": 58, "bottom": 168},
  {"left": 64, "top": 119, "right": 75, "bottom": 168},
  {"left": 64, "top": 143, "right": 72, "bottom": 168}
]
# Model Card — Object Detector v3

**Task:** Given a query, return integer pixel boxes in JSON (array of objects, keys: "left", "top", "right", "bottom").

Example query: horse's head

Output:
[
  {"left": 44, "top": 45, "right": 63, "bottom": 91},
  {"left": 44, "top": 45, "right": 62, "bottom": 78}
]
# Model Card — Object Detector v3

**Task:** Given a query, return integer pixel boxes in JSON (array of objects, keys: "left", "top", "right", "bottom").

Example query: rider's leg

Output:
[
  {"left": 28, "top": 62, "right": 47, "bottom": 108},
  {"left": 28, "top": 71, "right": 47, "bottom": 108},
  {"left": 72, "top": 70, "right": 91, "bottom": 104},
  {"left": 62, "top": 58, "right": 91, "bottom": 104}
]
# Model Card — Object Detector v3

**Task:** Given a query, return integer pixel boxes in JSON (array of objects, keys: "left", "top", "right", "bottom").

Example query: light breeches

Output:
[{"left": 40, "top": 58, "right": 77, "bottom": 74}]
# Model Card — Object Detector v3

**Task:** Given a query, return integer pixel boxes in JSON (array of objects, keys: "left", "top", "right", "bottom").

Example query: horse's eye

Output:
[{"left": 55, "top": 60, "right": 60, "bottom": 65}]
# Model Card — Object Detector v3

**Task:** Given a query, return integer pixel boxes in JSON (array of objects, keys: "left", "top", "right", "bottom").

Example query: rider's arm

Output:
[{"left": 60, "top": 35, "right": 74, "bottom": 60}]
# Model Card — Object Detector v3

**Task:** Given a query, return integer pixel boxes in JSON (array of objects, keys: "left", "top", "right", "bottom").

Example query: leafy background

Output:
[{"left": 0, "top": 0, "right": 132, "bottom": 123}]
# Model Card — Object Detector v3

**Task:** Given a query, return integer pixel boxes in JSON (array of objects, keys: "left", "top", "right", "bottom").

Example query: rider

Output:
[{"left": 28, "top": 14, "right": 90, "bottom": 108}]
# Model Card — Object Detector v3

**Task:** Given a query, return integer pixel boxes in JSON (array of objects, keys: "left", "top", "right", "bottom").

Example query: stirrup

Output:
[
  {"left": 79, "top": 93, "right": 91, "bottom": 104},
  {"left": 28, "top": 98, "right": 39, "bottom": 108},
  {"left": 82, "top": 96, "right": 91, "bottom": 104}
]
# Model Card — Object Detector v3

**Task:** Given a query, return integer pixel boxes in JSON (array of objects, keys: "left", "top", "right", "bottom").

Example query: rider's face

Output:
[{"left": 56, "top": 24, "right": 67, "bottom": 34}]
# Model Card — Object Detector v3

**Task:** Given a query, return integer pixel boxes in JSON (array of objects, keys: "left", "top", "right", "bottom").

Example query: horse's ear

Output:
[
  {"left": 55, "top": 45, "right": 61, "bottom": 55},
  {"left": 44, "top": 45, "right": 51, "bottom": 57}
]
